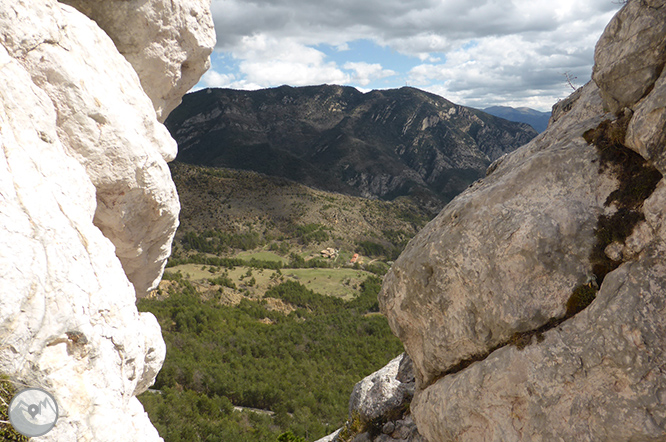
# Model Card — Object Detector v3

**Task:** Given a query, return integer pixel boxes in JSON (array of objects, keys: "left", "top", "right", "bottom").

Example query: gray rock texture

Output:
[
  {"left": 626, "top": 65, "right": 666, "bottom": 175},
  {"left": 379, "top": 80, "right": 614, "bottom": 388},
  {"left": 319, "top": 354, "right": 422, "bottom": 442},
  {"left": 376, "top": 1, "right": 666, "bottom": 440},
  {"left": 592, "top": 0, "right": 666, "bottom": 114},
  {"left": 412, "top": 246, "right": 666, "bottom": 442},
  {"left": 349, "top": 354, "right": 415, "bottom": 424}
]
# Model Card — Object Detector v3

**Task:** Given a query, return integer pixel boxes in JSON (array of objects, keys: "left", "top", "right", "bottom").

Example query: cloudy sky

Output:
[{"left": 196, "top": 0, "right": 622, "bottom": 111}]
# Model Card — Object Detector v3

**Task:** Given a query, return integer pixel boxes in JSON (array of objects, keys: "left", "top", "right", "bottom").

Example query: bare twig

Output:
[{"left": 563, "top": 71, "right": 579, "bottom": 91}]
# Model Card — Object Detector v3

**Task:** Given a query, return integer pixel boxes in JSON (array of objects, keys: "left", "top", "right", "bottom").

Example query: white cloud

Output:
[
  {"left": 406, "top": 33, "right": 596, "bottom": 110},
  {"left": 211, "top": 0, "right": 619, "bottom": 53},
  {"left": 210, "top": 35, "right": 399, "bottom": 90},
  {"left": 200, "top": 70, "right": 236, "bottom": 88},
  {"left": 232, "top": 36, "right": 350, "bottom": 88},
  {"left": 343, "top": 62, "right": 396, "bottom": 86},
  {"left": 206, "top": 0, "right": 623, "bottom": 108}
]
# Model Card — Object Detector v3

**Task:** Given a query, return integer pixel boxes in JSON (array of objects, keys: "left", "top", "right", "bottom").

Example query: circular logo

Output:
[{"left": 8, "top": 388, "right": 58, "bottom": 437}]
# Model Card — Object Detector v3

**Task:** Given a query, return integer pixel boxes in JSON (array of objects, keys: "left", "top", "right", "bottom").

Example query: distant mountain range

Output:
[
  {"left": 483, "top": 106, "right": 551, "bottom": 133},
  {"left": 165, "top": 85, "right": 538, "bottom": 213}
]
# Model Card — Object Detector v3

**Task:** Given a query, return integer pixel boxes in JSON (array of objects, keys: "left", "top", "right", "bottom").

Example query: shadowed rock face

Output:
[
  {"left": 0, "top": 0, "right": 213, "bottom": 440},
  {"left": 376, "top": 1, "right": 666, "bottom": 440},
  {"left": 165, "top": 85, "right": 538, "bottom": 213}
]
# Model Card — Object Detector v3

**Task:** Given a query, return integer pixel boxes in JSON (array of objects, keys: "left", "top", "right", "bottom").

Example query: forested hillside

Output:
[{"left": 136, "top": 162, "right": 422, "bottom": 441}]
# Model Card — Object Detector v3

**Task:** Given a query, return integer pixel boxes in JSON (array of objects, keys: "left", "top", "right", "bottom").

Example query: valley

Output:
[
  {"left": 137, "top": 161, "right": 431, "bottom": 441},
  {"left": 137, "top": 87, "right": 541, "bottom": 442}
]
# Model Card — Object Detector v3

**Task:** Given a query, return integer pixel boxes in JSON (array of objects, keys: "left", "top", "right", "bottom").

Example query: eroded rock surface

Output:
[
  {"left": 61, "top": 0, "right": 215, "bottom": 122},
  {"left": 626, "top": 65, "right": 666, "bottom": 175},
  {"left": 592, "top": 0, "right": 666, "bottom": 114},
  {"left": 348, "top": 354, "right": 414, "bottom": 424},
  {"left": 412, "top": 247, "right": 666, "bottom": 442},
  {"left": 318, "top": 354, "right": 422, "bottom": 442},
  {"left": 0, "top": 0, "right": 211, "bottom": 439},
  {"left": 379, "top": 81, "right": 614, "bottom": 388},
  {"left": 2, "top": 0, "right": 182, "bottom": 297},
  {"left": 378, "top": 1, "right": 666, "bottom": 440}
]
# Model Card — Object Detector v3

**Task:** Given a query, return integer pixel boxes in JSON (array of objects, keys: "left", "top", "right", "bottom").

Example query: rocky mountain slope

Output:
[
  {"left": 327, "top": 1, "right": 666, "bottom": 441},
  {"left": 0, "top": 0, "right": 214, "bottom": 440},
  {"left": 166, "top": 85, "right": 537, "bottom": 212},
  {"left": 483, "top": 105, "right": 551, "bottom": 133},
  {"left": 170, "top": 161, "right": 431, "bottom": 250}
]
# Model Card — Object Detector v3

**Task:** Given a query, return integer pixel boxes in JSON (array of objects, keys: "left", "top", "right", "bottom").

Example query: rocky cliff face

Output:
[
  {"left": 166, "top": 86, "right": 537, "bottom": 213},
  {"left": 0, "top": 0, "right": 213, "bottom": 440},
  {"left": 370, "top": 1, "right": 666, "bottom": 441}
]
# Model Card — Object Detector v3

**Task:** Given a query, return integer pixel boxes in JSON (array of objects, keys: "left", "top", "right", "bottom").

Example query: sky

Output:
[{"left": 196, "top": 0, "right": 623, "bottom": 112}]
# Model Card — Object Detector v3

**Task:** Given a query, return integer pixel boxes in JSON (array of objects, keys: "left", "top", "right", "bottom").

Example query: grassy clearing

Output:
[
  {"left": 167, "top": 264, "right": 373, "bottom": 301},
  {"left": 168, "top": 264, "right": 219, "bottom": 281},
  {"left": 285, "top": 268, "right": 371, "bottom": 299},
  {"left": 236, "top": 250, "right": 288, "bottom": 264}
]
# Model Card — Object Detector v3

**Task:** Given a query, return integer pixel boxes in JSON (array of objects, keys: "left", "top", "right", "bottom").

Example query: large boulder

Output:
[
  {"left": 0, "top": 0, "right": 212, "bottom": 439},
  {"left": 60, "top": 0, "right": 216, "bottom": 122},
  {"left": 0, "top": 37, "right": 164, "bottom": 441},
  {"left": 2, "top": 0, "right": 181, "bottom": 296},
  {"left": 412, "top": 245, "right": 666, "bottom": 441},
  {"left": 592, "top": 0, "right": 666, "bottom": 114},
  {"left": 379, "top": 1, "right": 666, "bottom": 440},
  {"left": 379, "top": 81, "right": 613, "bottom": 388}
]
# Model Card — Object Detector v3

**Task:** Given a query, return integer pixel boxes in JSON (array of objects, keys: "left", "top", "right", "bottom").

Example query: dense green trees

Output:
[
  {"left": 137, "top": 276, "right": 402, "bottom": 442},
  {"left": 182, "top": 230, "right": 265, "bottom": 253},
  {"left": 294, "top": 224, "right": 330, "bottom": 245}
]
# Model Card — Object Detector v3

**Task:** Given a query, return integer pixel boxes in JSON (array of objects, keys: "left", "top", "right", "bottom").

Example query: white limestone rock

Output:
[
  {"left": 348, "top": 354, "right": 414, "bottom": 424},
  {"left": 0, "top": 0, "right": 213, "bottom": 438},
  {"left": 0, "top": 39, "right": 164, "bottom": 441},
  {"left": 314, "top": 428, "right": 342, "bottom": 442},
  {"left": 61, "top": 0, "right": 216, "bottom": 122},
  {"left": 1, "top": 0, "right": 181, "bottom": 296}
]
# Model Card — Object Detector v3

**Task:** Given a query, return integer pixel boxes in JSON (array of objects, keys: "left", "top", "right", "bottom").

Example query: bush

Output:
[
  {"left": 0, "top": 376, "right": 29, "bottom": 441},
  {"left": 277, "top": 431, "right": 305, "bottom": 442},
  {"left": 208, "top": 274, "right": 237, "bottom": 290},
  {"left": 294, "top": 224, "right": 330, "bottom": 245},
  {"left": 364, "top": 262, "right": 389, "bottom": 276}
]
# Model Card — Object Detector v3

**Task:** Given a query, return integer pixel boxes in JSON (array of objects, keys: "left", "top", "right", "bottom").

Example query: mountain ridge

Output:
[
  {"left": 165, "top": 85, "right": 538, "bottom": 212},
  {"left": 483, "top": 105, "right": 551, "bottom": 132}
]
